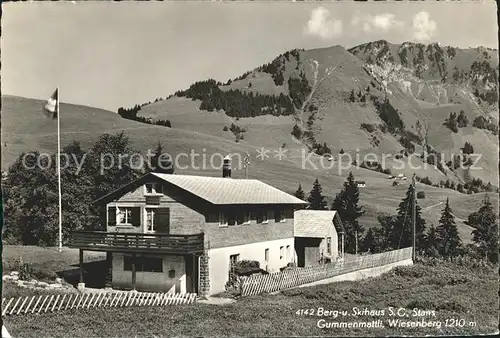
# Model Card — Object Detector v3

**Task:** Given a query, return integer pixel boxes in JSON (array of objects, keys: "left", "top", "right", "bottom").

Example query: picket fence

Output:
[
  {"left": 241, "top": 247, "right": 413, "bottom": 296},
  {"left": 2, "top": 291, "right": 197, "bottom": 317}
]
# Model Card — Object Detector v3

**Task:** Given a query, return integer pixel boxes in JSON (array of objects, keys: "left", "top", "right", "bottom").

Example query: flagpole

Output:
[{"left": 57, "top": 86, "right": 62, "bottom": 253}]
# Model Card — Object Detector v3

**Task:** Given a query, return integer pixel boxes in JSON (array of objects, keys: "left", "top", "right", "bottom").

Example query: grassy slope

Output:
[
  {"left": 3, "top": 95, "right": 498, "bottom": 242},
  {"left": 2, "top": 245, "right": 106, "bottom": 275},
  {"left": 4, "top": 260, "right": 498, "bottom": 337}
]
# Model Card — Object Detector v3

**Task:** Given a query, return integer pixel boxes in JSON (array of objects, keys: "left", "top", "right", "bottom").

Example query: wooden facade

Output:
[{"left": 68, "top": 172, "right": 307, "bottom": 296}]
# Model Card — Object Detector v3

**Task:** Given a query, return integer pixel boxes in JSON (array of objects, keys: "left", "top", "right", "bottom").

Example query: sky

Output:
[{"left": 2, "top": 1, "right": 498, "bottom": 112}]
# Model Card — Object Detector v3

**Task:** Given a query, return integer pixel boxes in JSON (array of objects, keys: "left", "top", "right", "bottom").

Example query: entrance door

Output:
[{"left": 185, "top": 255, "right": 199, "bottom": 294}]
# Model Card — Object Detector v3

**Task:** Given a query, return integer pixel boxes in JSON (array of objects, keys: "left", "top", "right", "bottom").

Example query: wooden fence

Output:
[
  {"left": 241, "top": 247, "right": 413, "bottom": 296},
  {"left": 2, "top": 291, "right": 197, "bottom": 317}
]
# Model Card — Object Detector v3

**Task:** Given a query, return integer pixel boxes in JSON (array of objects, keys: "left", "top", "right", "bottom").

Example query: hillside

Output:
[
  {"left": 134, "top": 41, "right": 498, "bottom": 187},
  {"left": 3, "top": 94, "right": 498, "bottom": 243}
]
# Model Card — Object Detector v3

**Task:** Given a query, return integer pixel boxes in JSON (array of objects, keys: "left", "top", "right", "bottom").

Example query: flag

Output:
[{"left": 44, "top": 88, "right": 58, "bottom": 119}]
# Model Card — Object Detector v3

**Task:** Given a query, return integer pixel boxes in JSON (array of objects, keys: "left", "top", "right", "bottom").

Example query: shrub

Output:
[
  {"left": 233, "top": 260, "right": 260, "bottom": 274},
  {"left": 417, "top": 191, "right": 426, "bottom": 199},
  {"left": 360, "top": 123, "right": 375, "bottom": 133},
  {"left": 420, "top": 176, "right": 433, "bottom": 185},
  {"left": 291, "top": 124, "right": 302, "bottom": 139},
  {"left": 223, "top": 126, "right": 229, "bottom": 131}
]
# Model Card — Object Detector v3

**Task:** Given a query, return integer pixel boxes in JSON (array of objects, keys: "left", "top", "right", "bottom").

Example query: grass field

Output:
[
  {"left": 2, "top": 245, "right": 106, "bottom": 275},
  {"left": 4, "top": 259, "right": 498, "bottom": 337}
]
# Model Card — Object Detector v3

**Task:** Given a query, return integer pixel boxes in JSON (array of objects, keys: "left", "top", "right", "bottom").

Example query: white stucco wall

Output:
[
  {"left": 207, "top": 237, "right": 295, "bottom": 295},
  {"left": 112, "top": 254, "right": 186, "bottom": 293}
]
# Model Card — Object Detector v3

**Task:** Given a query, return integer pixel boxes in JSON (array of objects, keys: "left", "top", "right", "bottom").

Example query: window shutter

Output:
[
  {"left": 131, "top": 207, "right": 141, "bottom": 227},
  {"left": 274, "top": 210, "right": 280, "bottom": 222},
  {"left": 108, "top": 207, "right": 116, "bottom": 226},
  {"left": 155, "top": 208, "right": 170, "bottom": 233}
]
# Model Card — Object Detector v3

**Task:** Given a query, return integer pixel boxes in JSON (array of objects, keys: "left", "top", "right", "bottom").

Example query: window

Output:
[
  {"left": 145, "top": 183, "right": 163, "bottom": 195},
  {"left": 145, "top": 208, "right": 155, "bottom": 232},
  {"left": 124, "top": 256, "right": 163, "bottom": 273},
  {"left": 117, "top": 207, "right": 140, "bottom": 227},
  {"left": 168, "top": 269, "right": 176, "bottom": 278},
  {"left": 257, "top": 211, "right": 269, "bottom": 224},
  {"left": 280, "top": 246, "right": 284, "bottom": 260},
  {"left": 286, "top": 245, "right": 291, "bottom": 261},
  {"left": 326, "top": 237, "right": 332, "bottom": 254},
  {"left": 219, "top": 212, "right": 228, "bottom": 227},
  {"left": 118, "top": 207, "right": 132, "bottom": 225},
  {"left": 265, "top": 249, "right": 269, "bottom": 262}
]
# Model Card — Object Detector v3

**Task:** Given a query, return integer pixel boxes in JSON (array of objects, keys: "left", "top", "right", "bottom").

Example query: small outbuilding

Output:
[{"left": 293, "top": 210, "right": 345, "bottom": 267}]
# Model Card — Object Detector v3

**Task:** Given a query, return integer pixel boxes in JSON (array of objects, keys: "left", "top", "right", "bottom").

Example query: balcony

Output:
[{"left": 68, "top": 231, "right": 204, "bottom": 255}]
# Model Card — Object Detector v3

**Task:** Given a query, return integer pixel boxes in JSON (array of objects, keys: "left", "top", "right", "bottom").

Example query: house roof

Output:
[
  {"left": 152, "top": 173, "right": 307, "bottom": 205},
  {"left": 95, "top": 172, "right": 307, "bottom": 206},
  {"left": 294, "top": 210, "right": 344, "bottom": 238}
]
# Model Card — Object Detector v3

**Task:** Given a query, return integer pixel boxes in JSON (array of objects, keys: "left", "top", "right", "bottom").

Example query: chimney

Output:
[{"left": 222, "top": 155, "right": 232, "bottom": 178}]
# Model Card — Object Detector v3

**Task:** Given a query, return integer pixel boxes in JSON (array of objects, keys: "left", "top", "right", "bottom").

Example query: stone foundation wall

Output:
[{"left": 199, "top": 253, "right": 210, "bottom": 296}]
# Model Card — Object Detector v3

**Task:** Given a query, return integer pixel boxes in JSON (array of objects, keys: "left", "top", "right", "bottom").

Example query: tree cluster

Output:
[
  {"left": 443, "top": 110, "right": 469, "bottom": 133},
  {"left": 416, "top": 174, "right": 493, "bottom": 195},
  {"left": 288, "top": 72, "right": 311, "bottom": 108},
  {"left": 399, "top": 136, "right": 415, "bottom": 154},
  {"left": 175, "top": 79, "right": 294, "bottom": 118},
  {"left": 443, "top": 112, "right": 459, "bottom": 133},
  {"left": 223, "top": 123, "right": 247, "bottom": 142},
  {"left": 258, "top": 57, "right": 285, "bottom": 86},
  {"left": 349, "top": 89, "right": 367, "bottom": 103},
  {"left": 359, "top": 161, "right": 391, "bottom": 175},
  {"left": 472, "top": 116, "right": 498, "bottom": 135},
  {"left": 311, "top": 142, "right": 332, "bottom": 156},
  {"left": 117, "top": 105, "right": 172, "bottom": 128},
  {"left": 258, "top": 49, "right": 303, "bottom": 86},
  {"left": 360, "top": 123, "right": 375, "bottom": 133},
  {"left": 3, "top": 133, "right": 173, "bottom": 246},
  {"left": 371, "top": 96, "right": 405, "bottom": 133},
  {"left": 462, "top": 141, "right": 474, "bottom": 154}
]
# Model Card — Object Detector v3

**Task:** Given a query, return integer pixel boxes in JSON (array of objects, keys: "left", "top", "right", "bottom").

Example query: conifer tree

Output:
[
  {"left": 361, "top": 228, "right": 376, "bottom": 253},
  {"left": 373, "top": 214, "right": 397, "bottom": 252},
  {"left": 466, "top": 195, "right": 499, "bottom": 263},
  {"left": 307, "top": 179, "right": 327, "bottom": 210},
  {"left": 294, "top": 183, "right": 305, "bottom": 200},
  {"left": 331, "top": 172, "right": 365, "bottom": 253},
  {"left": 425, "top": 224, "right": 440, "bottom": 257},
  {"left": 147, "top": 142, "right": 174, "bottom": 174},
  {"left": 390, "top": 184, "right": 427, "bottom": 250},
  {"left": 436, "top": 198, "right": 462, "bottom": 257}
]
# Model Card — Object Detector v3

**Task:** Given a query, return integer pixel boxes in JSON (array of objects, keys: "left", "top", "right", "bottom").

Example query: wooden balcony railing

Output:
[{"left": 68, "top": 231, "right": 204, "bottom": 255}]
